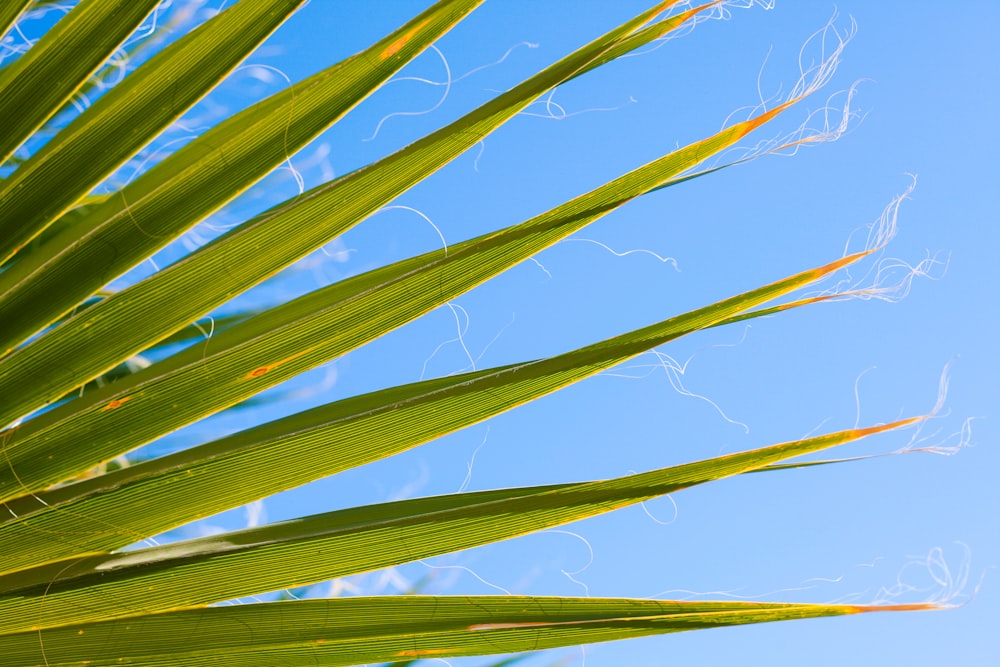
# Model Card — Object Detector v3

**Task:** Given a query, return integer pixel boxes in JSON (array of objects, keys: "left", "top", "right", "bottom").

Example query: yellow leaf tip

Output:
[{"left": 850, "top": 601, "right": 944, "bottom": 614}]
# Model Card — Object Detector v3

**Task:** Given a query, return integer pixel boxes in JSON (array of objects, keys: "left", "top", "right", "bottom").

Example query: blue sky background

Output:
[
  {"left": 179, "top": 1, "right": 996, "bottom": 665},
  {"left": 23, "top": 1, "right": 995, "bottom": 665}
]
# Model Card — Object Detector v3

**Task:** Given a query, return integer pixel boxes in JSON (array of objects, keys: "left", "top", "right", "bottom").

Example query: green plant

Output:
[{"left": 0, "top": 1, "right": 941, "bottom": 665}]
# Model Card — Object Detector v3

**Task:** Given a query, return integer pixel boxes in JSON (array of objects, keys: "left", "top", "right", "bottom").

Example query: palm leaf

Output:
[
  {"left": 0, "top": 0, "right": 162, "bottom": 166},
  {"left": 0, "top": 1, "right": 944, "bottom": 664},
  {"left": 0, "top": 1, "right": 32, "bottom": 41},
  {"left": 0, "top": 99, "right": 840, "bottom": 501},
  {"left": 0, "top": 260, "right": 885, "bottom": 565},
  {"left": 0, "top": 416, "right": 922, "bottom": 632},
  {"left": 0, "top": 596, "right": 936, "bottom": 667},
  {"left": 0, "top": 0, "right": 309, "bottom": 264},
  {"left": 0, "top": 0, "right": 488, "bottom": 352}
]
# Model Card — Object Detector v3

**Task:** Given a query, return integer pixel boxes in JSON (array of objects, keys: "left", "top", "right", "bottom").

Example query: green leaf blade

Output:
[
  {"left": 0, "top": 0, "right": 309, "bottom": 266},
  {"left": 0, "top": 1, "right": 715, "bottom": 428},
  {"left": 0, "top": 0, "right": 161, "bottom": 167},
  {"left": 0, "top": 596, "right": 935, "bottom": 667},
  {"left": 0, "top": 1, "right": 32, "bottom": 43},
  {"left": 0, "top": 54, "right": 837, "bottom": 501},
  {"left": 0, "top": 244, "right": 871, "bottom": 506},
  {"left": 0, "top": 416, "right": 919, "bottom": 630},
  {"left": 0, "top": 0, "right": 487, "bottom": 354}
]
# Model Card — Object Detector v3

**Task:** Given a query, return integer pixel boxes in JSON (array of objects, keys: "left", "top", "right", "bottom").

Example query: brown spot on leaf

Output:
[
  {"left": 102, "top": 397, "right": 132, "bottom": 411},
  {"left": 380, "top": 18, "right": 431, "bottom": 59}
]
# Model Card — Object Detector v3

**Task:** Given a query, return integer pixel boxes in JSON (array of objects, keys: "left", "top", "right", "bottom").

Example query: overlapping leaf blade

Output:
[
  {"left": 0, "top": 0, "right": 309, "bottom": 266},
  {"left": 0, "top": 0, "right": 938, "bottom": 662},
  {"left": 0, "top": 595, "right": 935, "bottom": 667},
  {"left": 0, "top": 1, "right": 714, "bottom": 428},
  {"left": 0, "top": 296, "right": 824, "bottom": 568},
  {"left": 0, "top": 415, "right": 920, "bottom": 633},
  {"left": 0, "top": 0, "right": 161, "bottom": 166},
  {"left": 0, "top": 1, "right": 32, "bottom": 42},
  {"left": 0, "top": 0, "right": 487, "bottom": 354},
  {"left": 0, "top": 83, "right": 815, "bottom": 502}
]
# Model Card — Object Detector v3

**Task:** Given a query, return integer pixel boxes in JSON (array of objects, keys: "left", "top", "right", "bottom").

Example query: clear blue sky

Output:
[{"left": 136, "top": 1, "right": 998, "bottom": 665}]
